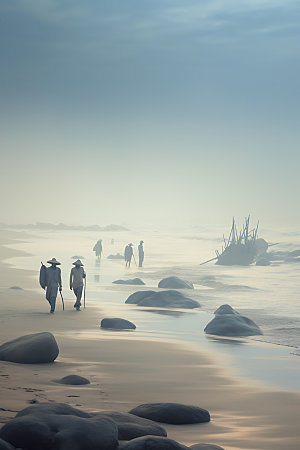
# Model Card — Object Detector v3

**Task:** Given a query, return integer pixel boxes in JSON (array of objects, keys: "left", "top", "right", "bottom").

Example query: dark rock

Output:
[
  {"left": 126, "top": 291, "right": 200, "bottom": 309},
  {"left": 71, "top": 255, "right": 85, "bottom": 259},
  {"left": 3, "top": 404, "right": 118, "bottom": 450},
  {"left": 16, "top": 402, "right": 91, "bottom": 418},
  {"left": 54, "top": 375, "right": 90, "bottom": 385},
  {"left": 189, "top": 445, "right": 225, "bottom": 450},
  {"left": 113, "top": 279, "right": 145, "bottom": 286},
  {"left": 107, "top": 253, "right": 124, "bottom": 260},
  {"left": 158, "top": 277, "right": 194, "bottom": 289},
  {"left": 125, "top": 291, "right": 156, "bottom": 304},
  {"left": 256, "top": 258, "right": 271, "bottom": 266},
  {"left": 204, "top": 307, "right": 262, "bottom": 337},
  {"left": 0, "top": 332, "right": 59, "bottom": 364},
  {"left": 129, "top": 403, "right": 210, "bottom": 425},
  {"left": 95, "top": 411, "right": 167, "bottom": 440},
  {"left": 0, "top": 439, "right": 16, "bottom": 450},
  {"left": 214, "top": 304, "right": 237, "bottom": 315},
  {"left": 8, "top": 286, "right": 23, "bottom": 290},
  {"left": 101, "top": 318, "right": 136, "bottom": 330},
  {"left": 121, "top": 436, "right": 189, "bottom": 450}
]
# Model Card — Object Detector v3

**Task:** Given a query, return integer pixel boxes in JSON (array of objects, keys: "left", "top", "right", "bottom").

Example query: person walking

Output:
[
  {"left": 45, "top": 258, "right": 62, "bottom": 314},
  {"left": 93, "top": 240, "right": 103, "bottom": 261},
  {"left": 70, "top": 259, "right": 86, "bottom": 311},
  {"left": 138, "top": 240, "right": 144, "bottom": 267},
  {"left": 124, "top": 243, "right": 133, "bottom": 268}
]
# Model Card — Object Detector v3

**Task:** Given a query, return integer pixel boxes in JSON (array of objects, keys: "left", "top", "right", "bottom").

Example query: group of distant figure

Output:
[{"left": 93, "top": 239, "right": 145, "bottom": 268}]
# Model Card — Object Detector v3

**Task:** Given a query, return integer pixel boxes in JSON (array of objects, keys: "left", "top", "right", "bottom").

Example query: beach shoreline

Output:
[{"left": 1, "top": 229, "right": 300, "bottom": 450}]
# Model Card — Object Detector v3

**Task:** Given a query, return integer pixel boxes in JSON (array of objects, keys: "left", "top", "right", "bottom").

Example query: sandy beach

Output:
[{"left": 1, "top": 229, "right": 300, "bottom": 450}]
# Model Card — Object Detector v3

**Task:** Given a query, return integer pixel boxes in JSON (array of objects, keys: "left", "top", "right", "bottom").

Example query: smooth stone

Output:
[
  {"left": 0, "top": 439, "right": 15, "bottom": 450},
  {"left": 107, "top": 254, "right": 124, "bottom": 260},
  {"left": 158, "top": 277, "right": 194, "bottom": 289},
  {"left": 71, "top": 255, "right": 85, "bottom": 259},
  {"left": 214, "top": 304, "right": 238, "bottom": 315},
  {"left": 126, "top": 291, "right": 200, "bottom": 309},
  {"left": 113, "top": 279, "right": 145, "bottom": 286},
  {"left": 101, "top": 318, "right": 136, "bottom": 330},
  {"left": 8, "top": 286, "right": 23, "bottom": 290},
  {"left": 121, "top": 436, "right": 189, "bottom": 450},
  {"left": 16, "top": 402, "right": 91, "bottom": 418},
  {"left": 204, "top": 313, "right": 262, "bottom": 337},
  {"left": 95, "top": 411, "right": 167, "bottom": 440},
  {"left": 129, "top": 403, "right": 210, "bottom": 425},
  {"left": 0, "top": 332, "right": 59, "bottom": 364},
  {"left": 54, "top": 375, "right": 90, "bottom": 385},
  {"left": 189, "top": 445, "right": 225, "bottom": 450}
]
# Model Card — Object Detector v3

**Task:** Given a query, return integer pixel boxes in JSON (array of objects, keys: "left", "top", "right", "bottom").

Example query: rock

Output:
[
  {"left": 129, "top": 403, "right": 210, "bottom": 425},
  {"left": 121, "top": 436, "right": 189, "bottom": 450},
  {"left": 3, "top": 403, "right": 118, "bottom": 450},
  {"left": 54, "top": 375, "right": 90, "bottom": 385},
  {"left": 8, "top": 286, "right": 23, "bottom": 290},
  {"left": 101, "top": 318, "right": 136, "bottom": 330},
  {"left": 189, "top": 445, "right": 225, "bottom": 450},
  {"left": 214, "top": 304, "right": 237, "bottom": 315},
  {"left": 0, "top": 332, "right": 59, "bottom": 364},
  {"left": 107, "top": 253, "right": 124, "bottom": 260},
  {"left": 256, "top": 258, "right": 271, "bottom": 266},
  {"left": 95, "top": 411, "right": 167, "bottom": 440},
  {"left": 125, "top": 291, "right": 156, "bottom": 304},
  {"left": 158, "top": 277, "right": 194, "bottom": 289},
  {"left": 16, "top": 402, "right": 91, "bottom": 418},
  {"left": 204, "top": 306, "right": 262, "bottom": 337},
  {"left": 125, "top": 291, "right": 200, "bottom": 309},
  {"left": 0, "top": 439, "right": 15, "bottom": 450},
  {"left": 113, "top": 279, "right": 145, "bottom": 286},
  {"left": 71, "top": 255, "right": 85, "bottom": 259}
]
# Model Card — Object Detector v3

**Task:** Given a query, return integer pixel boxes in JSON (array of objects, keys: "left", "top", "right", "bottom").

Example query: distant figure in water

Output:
[
  {"left": 124, "top": 243, "right": 134, "bottom": 268},
  {"left": 45, "top": 258, "right": 62, "bottom": 314},
  {"left": 138, "top": 240, "right": 144, "bottom": 267},
  {"left": 111, "top": 238, "right": 114, "bottom": 245},
  {"left": 70, "top": 259, "right": 86, "bottom": 311},
  {"left": 93, "top": 239, "right": 103, "bottom": 261}
]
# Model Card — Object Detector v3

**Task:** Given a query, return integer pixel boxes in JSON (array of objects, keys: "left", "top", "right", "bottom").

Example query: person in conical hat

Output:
[
  {"left": 45, "top": 258, "right": 62, "bottom": 314},
  {"left": 70, "top": 259, "right": 86, "bottom": 311},
  {"left": 93, "top": 239, "right": 103, "bottom": 261},
  {"left": 138, "top": 240, "right": 144, "bottom": 268}
]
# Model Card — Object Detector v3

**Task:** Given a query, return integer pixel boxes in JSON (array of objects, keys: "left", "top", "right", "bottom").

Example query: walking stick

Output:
[
  {"left": 59, "top": 289, "right": 65, "bottom": 311},
  {"left": 132, "top": 253, "right": 137, "bottom": 267},
  {"left": 84, "top": 277, "right": 86, "bottom": 308}
]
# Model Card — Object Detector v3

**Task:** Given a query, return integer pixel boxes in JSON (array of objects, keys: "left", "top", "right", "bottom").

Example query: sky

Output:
[{"left": 0, "top": 0, "right": 299, "bottom": 229}]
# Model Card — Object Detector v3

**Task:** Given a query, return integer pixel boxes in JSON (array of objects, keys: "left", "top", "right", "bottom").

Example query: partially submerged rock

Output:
[
  {"left": 189, "top": 445, "right": 225, "bottom": 450},
  {"left": 204, "top": 305, "right": 262, "bottom": 337},
  {"left": 101, "top": 318, "right": 136, "bottom": 330},
  {"left": 95, "top": 411, "right": 167, "bottom": 440},
  {"left": 8, "top": 286, "right": 23, "bottom": 290},
  {"left": 107, "top": 253, "right": 124, "bottom": 260},
  {"left": 0, "top": 332, "right": 59, "bottom": 364},
  {"left": 158, "top": 277, "right": 194, "bottom": 289},
  {"left": 129, "top": 403, "right": 210, "bottom": 425},
  {"left": 125, "top": 291, "right": 200, "bottom": 309},
  {"left": 256, "top": 258, "right": 271, "bottom": 266},
  {"left": 121, "top": 436, "right": 189, "bottom": 450},
  {"left": 54, "top": 375, "right": 90, "bottom": 385},
  {"left": 113, "top": 278, "right": 145, "bottom": 285}
]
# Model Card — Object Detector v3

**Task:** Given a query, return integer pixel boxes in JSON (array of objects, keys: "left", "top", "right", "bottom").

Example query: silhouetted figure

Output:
[
  {"left": 93, "top": 239, "right": 103, "bottom": 261},
  {"left": 70, "top": 259, "right": 86, "bottom": 311},
  {"left": 111, "top": 238, "right": 115, "bottom": 245},
  {"left": 45, "top": 258, "right": 62, "bottom": 314},
  {"left": 124, "top": 243, "right": 133, "bottom": 268},
  {"left": 138, "top": 240, "right": 144, "bottom": 267}
]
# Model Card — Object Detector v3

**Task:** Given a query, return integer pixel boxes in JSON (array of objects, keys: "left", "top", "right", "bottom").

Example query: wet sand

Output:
[{"left": 1, "top": 230, "right": 300, "bottom": 450}]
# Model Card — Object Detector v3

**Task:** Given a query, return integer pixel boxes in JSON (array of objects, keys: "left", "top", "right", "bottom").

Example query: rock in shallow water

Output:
[
  {"left": 113, "top": 279, "right": 145, "bottom": 285},
  {"left": 129, "top": 403, "right": 210, "bottom": 425},
  {"left": 101, "top": 318, "right": 136, "bottom": 330},
  {"left": 189, "top": 445, "right": 225, "bottom": 450},
  {"left": 54, "top": 375, "right": 90, "bottom": 385},
  {"left": 158, "top": 277, "right": 194, "bottom": 289},
  {"left": 0, "top": 332, "right": 59, "bottom": 364},
  {"left": 125, "top": 291, "right": 200, "bottom": 309},
  {"left": 121, "top": 436, "right": 189, "bottom": 450}
]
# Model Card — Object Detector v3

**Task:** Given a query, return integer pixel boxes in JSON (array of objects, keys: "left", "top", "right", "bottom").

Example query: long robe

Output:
[{"left": 45, "top": 266, "right": 62, "bottom": 301}]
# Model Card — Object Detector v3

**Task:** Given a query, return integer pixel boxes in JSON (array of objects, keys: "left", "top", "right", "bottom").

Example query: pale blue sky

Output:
[{"left": 0, "top": 0, "right": 299, "bottom": 228}]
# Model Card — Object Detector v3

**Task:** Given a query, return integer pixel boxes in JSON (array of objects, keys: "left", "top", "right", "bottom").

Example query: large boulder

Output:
[
  {"left": 129, "top": 403, "right": 210, "bottom": 425},
  {"left": 121, "top": 436, "right": 189, "bottom": 450},
  {"left": 2, "top": 404, "right": 118, "bottom": 450},
  {"left": 16, "top": 403, "right": 91, "bottom": 418},
  {"left": 101, "top": 318, "right": 136, "bottom": 330},
  {"left": 125, "top": 291, "right": 200, "bottom": 309},
  {"left": 189, "top": 445, "right": 225, "bottom": 450},
  {"left": 0, "top": 332, "right": 59, "bottom": 364},
  {"left": 158, "top": 277, "right": 194, "bottom": 290},
  {"left": 113, "top": 279, "right": 145, "bottom": 286},
  {"left": 95, "top": 411, "right": 167, "bottom": 440},
  {"left": 53, "top": 375, "right": 90, "bottom": 385},
  {"left": 0, "top": 439, "right": 15, "bottom": 450},
  {"left": 204, "top": 305, "right": 262, "bottom": 337}
]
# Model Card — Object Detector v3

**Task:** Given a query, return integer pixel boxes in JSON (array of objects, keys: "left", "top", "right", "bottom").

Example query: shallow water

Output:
[{"left": 3, "top": 225, "right": 300, "bottom": 391}]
